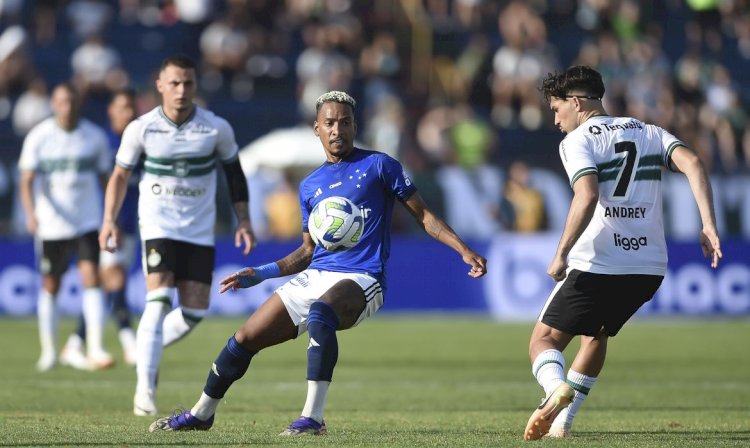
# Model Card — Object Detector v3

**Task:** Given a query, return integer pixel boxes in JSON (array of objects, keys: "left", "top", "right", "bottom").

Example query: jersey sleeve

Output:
[
  {"left": 658, "top": 126, "right": 686, "bottom": 172},
  {"left": 559, "top": 135, "right": 597, "bottom": 188},
  {"left": 18, "top": 126, "right": 41, "bottom": 171},
  {"left": 299, "top": 181, "right": 312, "bottom": 233},
  {"left": 215, "top": 117, "right": 239, "bottom": 163},
  {"left": 116, "top": 120, "right": 144, "bottom": 170},
  {"left": 378, "top": 154, "right": 417, "bottom": 201}
]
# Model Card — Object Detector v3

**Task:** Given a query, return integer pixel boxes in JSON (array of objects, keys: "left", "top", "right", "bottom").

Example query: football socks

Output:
[
  {"left": 203, "top": 335, "right": 256, "bottom": 399},
  {"left": 532, "top": 349, "right": 566, "bottom": 397},
  {"left": 163, "top": 306, "right": 206, "bottom": 347}
]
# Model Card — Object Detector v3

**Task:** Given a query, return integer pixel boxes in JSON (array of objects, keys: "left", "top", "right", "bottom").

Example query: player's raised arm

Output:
[{"left": 401, "top": 192, "right": 487, "bottom": 278}]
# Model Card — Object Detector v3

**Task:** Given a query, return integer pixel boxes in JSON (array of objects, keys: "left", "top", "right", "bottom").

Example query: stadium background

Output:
[{"left": 0, "top": 0, "right": 748, "bottom": 318}]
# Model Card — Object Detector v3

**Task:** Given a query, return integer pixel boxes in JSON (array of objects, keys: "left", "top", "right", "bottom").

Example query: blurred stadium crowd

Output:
[{"left": 0, "top": 0, "right": 748, "bottom": 241}]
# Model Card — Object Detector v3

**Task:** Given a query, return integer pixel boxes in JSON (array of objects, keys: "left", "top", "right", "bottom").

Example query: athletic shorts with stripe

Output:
[
  {"left": 276, "top": 269, "right": 384, "bottom": 336},
  {"left": 539, "top": 269, "right": 663, "bottom": 337}
]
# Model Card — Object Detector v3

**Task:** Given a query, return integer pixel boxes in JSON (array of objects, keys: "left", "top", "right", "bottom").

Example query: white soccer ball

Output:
[{"left": 308, "top": 196, "right": 364, "bottom": 252}]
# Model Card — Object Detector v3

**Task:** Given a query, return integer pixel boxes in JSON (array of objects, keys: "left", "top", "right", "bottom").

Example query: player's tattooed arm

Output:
[{"left": 275, "top": 233, "right": 316, "bottom": 275}]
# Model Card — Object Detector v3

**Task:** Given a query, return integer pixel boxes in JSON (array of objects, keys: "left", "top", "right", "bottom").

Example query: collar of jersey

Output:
[{"left": 158, "top": 106, "right": 196, "bottom": 130}]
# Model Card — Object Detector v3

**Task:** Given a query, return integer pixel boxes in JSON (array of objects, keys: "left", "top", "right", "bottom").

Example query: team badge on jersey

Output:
[
  {"left": 174, "top": 159, "right": 189, "bottom": 177},
  {"left": 40, "top": 257, "right": 51, "bottom": 274},
  {"left": 147, "top": 248, "right": 162, "bottom": 267}
]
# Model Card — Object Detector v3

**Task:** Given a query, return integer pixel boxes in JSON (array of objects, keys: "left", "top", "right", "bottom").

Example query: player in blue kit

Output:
[{"left": 149, "top": 90, "right": 487, "bottom": 435}]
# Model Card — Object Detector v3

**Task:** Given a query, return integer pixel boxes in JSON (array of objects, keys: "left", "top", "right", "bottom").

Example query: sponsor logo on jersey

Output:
[
  {"left": 360, "top": 207, "right": 372, "bottom": 219},
  {"left": 589, "top": 125, "right": 602, "bottom": 135},
  {"left": 151, "top": 183, "right": 206, "bottom": 197},
  {"left": 314, "top": 187, "right": 323, "bottom": 198},
  {"left": 604, "top": 206, "right": 647, "bottom": 218},
  {"left": 145, "top": 129, "right": 169, "bottom": 134},
  {"left": 329, "top": 181, "right": 342, "bottom": 189},
  {"left": 613, "top": 233, "right": 648, "bottom": 251},
  {"left": 146, "top": 249, "right": 162, "bottom": 267},
  {"left": 603, "top": 120, "right": 643, "bottom": 132}
]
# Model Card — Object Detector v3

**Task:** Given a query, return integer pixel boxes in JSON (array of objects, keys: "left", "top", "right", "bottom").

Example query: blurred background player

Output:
[
  {"left": 523, "top": 66, "right": 722, "bottom": 440},
  {"left": 148, "top": 91, "right": 487, "bottom": 435},
  {"left": 98, "top": 55, "right": 256, "bottom": 416},
  {"left": 60, "top": 89, "right": 139, "bottom": 370},
  {"left": 18, "top": 83, "right": 113, "bottom": 371}
]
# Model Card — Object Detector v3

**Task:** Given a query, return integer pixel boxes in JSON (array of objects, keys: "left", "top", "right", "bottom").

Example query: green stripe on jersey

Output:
[
  {"left": 634, "top": 168, "right": 662, "bottom": 181},
  {"left": 38, "top": 156, "right": 98, "bottom": 173},
  {"left": 665, "top": 141, "right": 685, "bottom": 172},
  {"left": 144, "top": 154, "right": 216, "bottom": 177},
  {"left": 638, "top": 154, "right": 663, "bottom": 167}
]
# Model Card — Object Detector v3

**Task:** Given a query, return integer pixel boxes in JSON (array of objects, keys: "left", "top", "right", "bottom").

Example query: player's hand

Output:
[
  {"left": 235, "top": 219, "right": 257, "bottom": 256},
  {"left": 25, "top": 214, "right": 38, "bottom": 235},
  {"left": 463, "top": 250, "right": 487, "bottom": 278},
  {"left": 547, "top": 255, "right": 568, "bottom": 282},
  {"left": 219, "top": 267, "right": 262, "bottom": 293},
  {"left": 99, "top": 220, "right": 120, "bottom": 253},
  {"left": 700, "top": 227, "right": 722, "bottom": 269}
]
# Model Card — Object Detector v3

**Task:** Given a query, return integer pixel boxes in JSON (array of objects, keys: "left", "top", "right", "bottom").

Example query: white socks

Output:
[
  {"left": 551, "top": 369, "right": 598, "bottom": 433},
  {"left": 82, "top": 287, "right": 107, "bottom": 356},
  {"left": 37, "top": 289, "right": 58, "bottom": 359},
  {"left": 163, "top": 307, "right": 207, "bottom": 347},
  {"left": 301, "top": 380, "right": 330, "bottom": 424},
  {"left": 135, "top": 288, "right": 172, "bottom": 394},
  {"left": 191, "top": 392, "right": 221, "bottom": 421},
  {"left": 532, "top": 349, "right": 566, "bottom": 397}
]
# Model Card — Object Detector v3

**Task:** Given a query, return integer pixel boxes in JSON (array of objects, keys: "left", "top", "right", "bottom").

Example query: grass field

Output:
[{"left": 0, "top": 316, "right": 748, "bottom": 447}]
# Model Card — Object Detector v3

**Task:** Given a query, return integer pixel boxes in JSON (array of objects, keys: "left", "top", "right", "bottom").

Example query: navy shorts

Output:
[{"left": 539, "top": 269, "right": 663, "bottom": 337}]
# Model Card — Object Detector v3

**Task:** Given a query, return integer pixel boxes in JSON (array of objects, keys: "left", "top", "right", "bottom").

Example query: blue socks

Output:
[
  {"left": 204, "top": 336, "right": 256, "bottom": 399},
  {"left": 306, "top": 301, "right": 340, "bottom": 382}
]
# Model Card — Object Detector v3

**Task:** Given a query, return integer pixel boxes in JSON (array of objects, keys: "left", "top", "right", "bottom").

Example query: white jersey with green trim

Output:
[
  {"left": 116, "top": 106, "right": 238, "bottom": 246},
  {"left": 18, "top": 117, "right": 110, "bottom": 240},
  {"left": 559, "top": 115, "right": 683, "bottom": 276}
]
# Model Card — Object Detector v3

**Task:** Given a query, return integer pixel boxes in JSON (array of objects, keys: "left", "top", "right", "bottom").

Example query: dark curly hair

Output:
[{"left": 539, "top": 66, "right": 605, "bottom": 104}]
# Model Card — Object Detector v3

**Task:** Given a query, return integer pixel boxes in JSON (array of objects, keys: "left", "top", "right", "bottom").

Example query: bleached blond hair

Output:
[{"left": 315, "top": 91, "right": 356, "bottom": 114}]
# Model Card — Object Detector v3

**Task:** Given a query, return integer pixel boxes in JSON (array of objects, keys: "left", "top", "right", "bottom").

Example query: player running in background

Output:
[
  {"left": 148, "top": 90, "right": 487, "bottom": 436},
  {"left": 18, "top": 83, "right": 113, "bottom": 372},
  {"left": 98, "top": 55, "right": 256, "bottom": 416},
  {"left": 60, "top": 89, "right": 139, "bottom": 370},
  {"left": 523, "top": 66, "right": 722, "bottom": 440}
]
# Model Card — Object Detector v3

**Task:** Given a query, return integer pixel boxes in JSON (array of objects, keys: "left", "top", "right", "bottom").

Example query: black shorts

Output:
[
  {"left": 540, "top": 269, "right": 663, "bottom": 337},
  {"left": 39, "top": 231, "right": 100, "bottom": 276},
  {"left": 142, "top": 239, "right": 215, "bottom": 285}
]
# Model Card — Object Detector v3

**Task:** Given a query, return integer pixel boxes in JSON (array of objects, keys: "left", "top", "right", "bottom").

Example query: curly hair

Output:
[
  {"left": 539, "top": 66, "right": 605, "bottom": 104},
  {"left": 315, "top": 91, "right": 356, "bottom": 114}
]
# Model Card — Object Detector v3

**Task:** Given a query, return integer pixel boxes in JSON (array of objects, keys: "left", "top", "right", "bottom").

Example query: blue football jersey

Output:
[{"left": 299, "top": 148, "right": 417, "bottom": 288}]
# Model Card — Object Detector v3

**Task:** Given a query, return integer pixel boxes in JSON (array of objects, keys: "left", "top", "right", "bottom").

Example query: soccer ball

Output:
[{"left": 308, "top": 196, "right": 364, "bottom": 252}]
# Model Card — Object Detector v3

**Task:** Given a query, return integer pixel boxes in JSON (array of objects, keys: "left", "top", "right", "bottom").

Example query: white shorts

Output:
[
  {"left": 276, "top": 269, "right": 384, "bottom": 336},
  {"left": 100, "top": 235, "right": 136, "bottom": 269}
]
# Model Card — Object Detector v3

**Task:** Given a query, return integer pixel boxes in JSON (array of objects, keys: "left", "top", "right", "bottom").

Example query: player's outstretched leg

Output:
[
  {"left": 280, "top": 301, "right": 338, "bottom": 436},
  {"left": 149, "top": 335, "right": 256, "bottom": 432}
]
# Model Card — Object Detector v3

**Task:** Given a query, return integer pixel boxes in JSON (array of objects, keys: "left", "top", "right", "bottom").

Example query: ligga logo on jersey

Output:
[{"left": 613, "top": 233, "right": 648, "bottom": 251}]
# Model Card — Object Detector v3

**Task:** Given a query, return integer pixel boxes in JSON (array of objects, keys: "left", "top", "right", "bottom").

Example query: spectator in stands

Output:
[
  {"left": 12, "top": 77, "right": 50, "bottom": 137},
  {"left": 503, "top": 161, "right": 546, "bottom": 233}
]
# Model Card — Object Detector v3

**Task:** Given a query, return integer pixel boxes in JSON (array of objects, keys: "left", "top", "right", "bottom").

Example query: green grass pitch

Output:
[{"left": 0, "top": 316, "right": 748, "bottom": 447}]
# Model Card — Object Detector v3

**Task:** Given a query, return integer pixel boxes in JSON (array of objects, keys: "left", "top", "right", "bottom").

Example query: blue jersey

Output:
[
  {"left": 299, "top": 148, "right": 417, "bottom": 289},
  {"left": 108, "top": 129, "right": 140, "bottom": 235}
]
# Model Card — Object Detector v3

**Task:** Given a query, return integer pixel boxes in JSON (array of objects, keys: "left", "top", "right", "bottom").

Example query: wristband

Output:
[{"left": 237, "top": 262, "right": 281, "bottom": 288}]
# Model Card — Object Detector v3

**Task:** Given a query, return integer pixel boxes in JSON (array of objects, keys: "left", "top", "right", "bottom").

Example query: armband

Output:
[{"left": 237, "top": 262, "right": 281, "bottom": 288}]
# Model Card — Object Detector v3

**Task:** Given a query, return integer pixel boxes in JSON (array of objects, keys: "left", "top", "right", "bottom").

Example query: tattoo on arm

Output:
[{"left": 276, "top": 244, "right": 314, "bottom": 276}]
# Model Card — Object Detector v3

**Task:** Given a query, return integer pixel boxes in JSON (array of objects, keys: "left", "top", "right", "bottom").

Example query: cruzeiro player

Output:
[
  {"left": 148, "top": 91, "right": 487, "bottom": 435},
  {"left": 523, "top": 66, "right": 722, "bottom": 440},
  {"left": 99, "top": 55, "right": 256, "bottom": 416}
]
